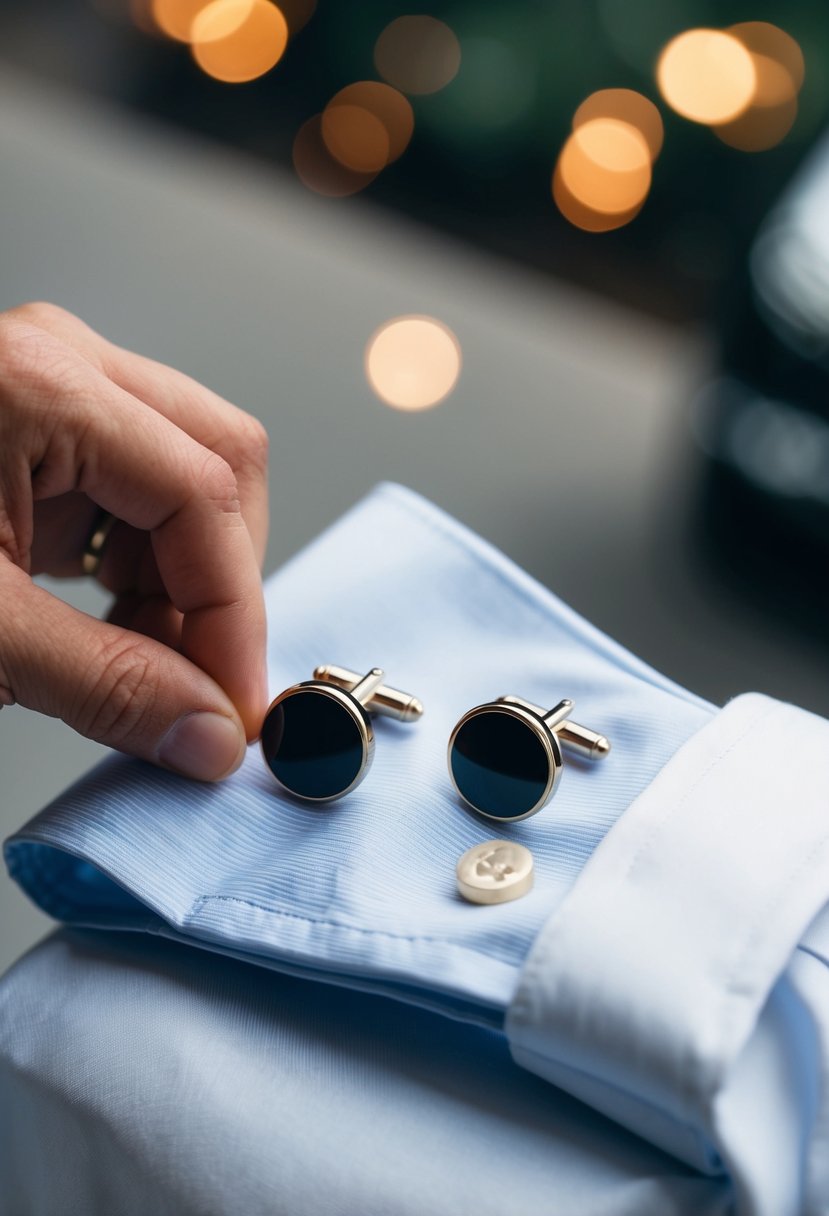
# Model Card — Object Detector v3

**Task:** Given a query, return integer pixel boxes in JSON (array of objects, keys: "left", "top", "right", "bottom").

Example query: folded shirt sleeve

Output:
[
  {"left": 3, "top": 481, "right": 714, "bottom": 1023},
  {"left": 4, "top": 481, "right": 829, "bottom": 1212},
  {"left": 506, "top": 691, "right": 829, "bottom": 1215}
]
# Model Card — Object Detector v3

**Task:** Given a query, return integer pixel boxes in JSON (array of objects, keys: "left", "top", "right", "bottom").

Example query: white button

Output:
[{"left": 456, "top": 840, "right": 534, "bottom": 905}]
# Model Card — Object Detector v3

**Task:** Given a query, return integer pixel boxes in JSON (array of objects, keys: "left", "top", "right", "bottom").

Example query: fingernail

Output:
[{"left": 157, "top": 712, "right": 246, "bottom": 781}]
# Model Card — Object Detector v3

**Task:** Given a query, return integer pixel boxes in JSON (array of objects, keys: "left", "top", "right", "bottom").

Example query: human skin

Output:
[{"left": 0, "top": 301, "right": 269, "bottom": 781}]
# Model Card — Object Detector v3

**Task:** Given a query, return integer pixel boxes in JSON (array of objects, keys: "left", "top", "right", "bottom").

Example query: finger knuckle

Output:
[
  {"left": 0, "top": 315, "right": 40, "bottom": 376},
  {"left": 214, "top": 410, "right": 269, "bottom": 480},
  {"left": 8, "top": 301, "right": 70, "bottom": 329},
  {"left": 234, "top": 413, "right": 270, "bottom": 475},
  {"left": 0, "top": 319, "right": 83, "bottom": 404},
  {"left": 79, "top": 636, "right": 157, "bottom": 746},
  {"left": 196, "top": 451, "right": 241, "bottom": 512}
]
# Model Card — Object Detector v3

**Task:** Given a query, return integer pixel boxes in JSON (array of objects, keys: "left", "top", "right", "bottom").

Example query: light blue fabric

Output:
[
  {"left": 4, "top": 483, "right": 829, "bottom": 1215},
  {"left": 0, "top": 928, "right": 733, "bottom": 1216},
  {"left": 4, "top": 482, "right": 714, "bottom": 1026}
]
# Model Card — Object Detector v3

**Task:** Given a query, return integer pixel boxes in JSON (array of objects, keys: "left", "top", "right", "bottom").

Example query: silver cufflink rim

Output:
[
  {"left": 261, "top": 664, "right": 423, "bottom": 803},
  {"left": 447, "top": 695, "right": 610, "bottom": 823}
]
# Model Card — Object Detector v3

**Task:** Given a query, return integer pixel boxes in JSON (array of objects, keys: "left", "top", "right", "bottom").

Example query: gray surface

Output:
[{"left": 1, "top": 67, "right": 827, "bottom": 976}]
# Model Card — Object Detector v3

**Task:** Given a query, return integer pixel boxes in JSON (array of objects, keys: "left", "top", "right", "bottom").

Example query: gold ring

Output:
[{"left": 81, "top": 510, "right": 118, "bottom": 577}]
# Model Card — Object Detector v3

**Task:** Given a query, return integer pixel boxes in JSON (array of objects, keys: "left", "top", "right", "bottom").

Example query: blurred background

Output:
[{"left": 1, "top": 1, "right": 828, "bottom": 970}]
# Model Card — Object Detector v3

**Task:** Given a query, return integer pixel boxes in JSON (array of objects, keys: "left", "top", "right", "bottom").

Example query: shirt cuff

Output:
[{"left": 506, "top": 692, "right": 829, "bottom": 1212}]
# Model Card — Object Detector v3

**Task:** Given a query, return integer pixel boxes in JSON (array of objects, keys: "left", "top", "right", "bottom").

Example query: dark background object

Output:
[
  {"left": 1, "top": 0, "right": 826, "bottom": 641},
  {"left": 692, "top": 131, "right": 829, "bottom": 643},
  {"left": 1, "top": 0, "right": 827, "bottom": 321},
  {"left": 1, "top": 0, "right": 826, "bottom": 644}
]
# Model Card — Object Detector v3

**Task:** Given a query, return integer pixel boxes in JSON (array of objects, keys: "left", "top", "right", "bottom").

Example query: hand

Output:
[{"left": 0, "top": 302, "right": 269, "bottom": 780}]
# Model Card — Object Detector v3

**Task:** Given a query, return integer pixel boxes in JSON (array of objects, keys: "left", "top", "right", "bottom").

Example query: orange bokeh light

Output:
[
  {"left": 728, "top": 21, "right": 804, "bottom": 92},
  {"left": 365, "top": 316, "right": 461, "bottom": 411},
  {"left": 322, "top": 106, "right": 389, "bottom": 174},
  {"left": 374, "top": 15, "right": 461, "bottom": 96},
  {"left": 714, "top": 55, "right": 797, "bottom": 151},
  {"left": 322, "top": 82, "right": 414, "bottom": 174},
  {"left": 293, "top": 115, "right": 379, "bottom": 196},
  {"left": 151, "top": 0, "right": 210, "bottom": 41},
  {"left": 573, "top": 89, "right": 664, "bottom": 162},
  {"left": 91, "top": 0, "right": 163, "bottom": 37},
  {"left": 278, "top": 0, "right": 316, "bottom": 36},
  {"left": 714, "top": 23, "right": 804, "bottom": 152},
  {"left": 191, "top": 0, "right": 288, "bottom": 83},
  {"left": 657, "top": 28, "right": 756, "bottom": 124},
  {"left": 559, "top": 119, "right": 651, "bottom": 213},
  {"left": 553, "top": 118, "right": 651, "bottom": 233},
  {"left": 131, "top": 0, "right": 164, "bottom": 36},
  {"left": 552, "top": 164, "right": 645, "bottom": 233}
]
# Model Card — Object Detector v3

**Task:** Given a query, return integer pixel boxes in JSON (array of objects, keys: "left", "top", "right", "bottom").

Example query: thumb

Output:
[{"left": 0, "top": 566, "right": 248, "bottom": 781}]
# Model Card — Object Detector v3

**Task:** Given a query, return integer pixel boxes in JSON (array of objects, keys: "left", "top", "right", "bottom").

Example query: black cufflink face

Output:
[
  {"left": 261, "top": 683, "right": 374, "bottom": 802},
  {"left": 448, "top": 695, "right": 610, "bottom": 822},
  {"left": 448, "top": 704, "right": 563, "bottom": 822},
  {"left": 261, "top": 666, "right": 423, "bottom": 803}
]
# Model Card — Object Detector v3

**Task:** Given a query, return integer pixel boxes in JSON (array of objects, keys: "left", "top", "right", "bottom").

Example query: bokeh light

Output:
[
  {"left": 729, "top": 21, "right": 804, "bottom": 92},
  {"left": 150, "top": 0, "right": 309, "bottom": 43},
  {"left": 322, "top": 82, "right": 414, "bottom": 172},
  {"left": 714, "top": 23, "right": 804, "bottom": 152},
  {"left": 714, "top": 56, "right": 797, "bottom": 151},
  {"left": 293, "top": 115, "right": 379, "bottom": 196},
  {"left": 91, "top": 0, "right": 163, "bottom": 36},
  {"left": 555, "top": 117, "right": 651, "bottom": 232},
  {"left": 374, "top": 15, "right": 461, "bottom": 96},
  {"left": 365, "top": 316, "right": 461, "bottom": 411},
  {"left": 130, "top": 0, "right": 163, "bottom": 35},
  {"left": 573, "top": 88, "right": 664, "bottom": 161},
  {"left": 151, "top": 0, "right": 210, "bottom": 41},
  {"left": 657, "top": 29, "right": 756, "bottom": 124},
  {"left": 322, "top": 106, "right": 389, "bottom": 173},
  {"left": 278, "top": 0, "right": 316, "bottom": 36},
  {"left": 552, "top": 164, "right": 645, "bottom": 233},
  {"left": 191, "top": 0, "right": 288, "bottom": 83}
]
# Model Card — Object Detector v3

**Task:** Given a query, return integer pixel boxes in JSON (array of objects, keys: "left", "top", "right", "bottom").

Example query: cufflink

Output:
[
  {"left": 448, "top": 696, "right": 610, "bottom": 822},
  {"left": 261, "top": 664, "right": 423, "bottom": 802}
]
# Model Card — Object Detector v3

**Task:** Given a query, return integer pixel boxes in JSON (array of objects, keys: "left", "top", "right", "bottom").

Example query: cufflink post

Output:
[
  {"left": 314, "top": 665, "right": 424, "bottom": 723},
  {"left": 496, "top": 696, "right": 610, "bottom": 760}
]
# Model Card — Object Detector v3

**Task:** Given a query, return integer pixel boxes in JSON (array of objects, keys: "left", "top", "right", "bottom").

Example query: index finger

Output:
[
  {"left": 12, "top": 329, "right": 268, "bottom": 737},
  {"left": 8, "top": 303, "right": 269, "bottom": 569}
]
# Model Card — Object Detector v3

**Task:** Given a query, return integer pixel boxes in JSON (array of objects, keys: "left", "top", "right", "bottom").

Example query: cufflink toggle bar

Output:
[{"left": 313, "top": 664, "right": 424, "bottom": 723}]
